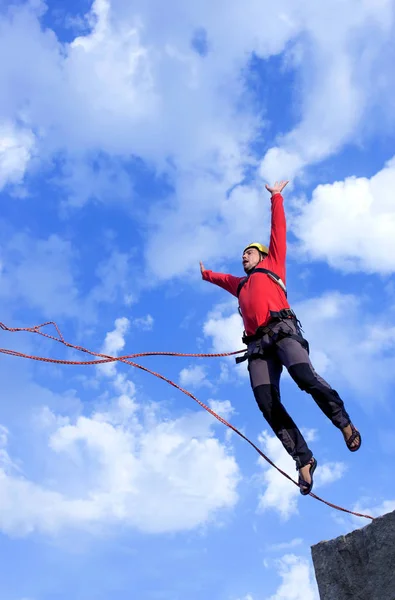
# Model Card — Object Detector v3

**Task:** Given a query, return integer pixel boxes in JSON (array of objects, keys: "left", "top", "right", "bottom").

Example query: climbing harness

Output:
[
  {"left": 0, "top": 320, "right": 373, "bottom": 522},
  {"left": 236, "top": 309, "right": 309, "bottom": 364},
  {"left": 237, "top": 267, "right": 287, "bottom": 298}
]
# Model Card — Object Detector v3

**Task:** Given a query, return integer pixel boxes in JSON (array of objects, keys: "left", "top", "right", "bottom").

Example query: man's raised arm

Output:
[{"left": 265, "top": 181, "right": 289, "bottom": 272}]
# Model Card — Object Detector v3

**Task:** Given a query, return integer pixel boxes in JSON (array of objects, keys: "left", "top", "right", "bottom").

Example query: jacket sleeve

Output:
[
  {"left": 267, "top": 192, "right": 286, "bottom": 281},
  {"left": 202, "top": 270, "right": 242, "bottom": 297}
]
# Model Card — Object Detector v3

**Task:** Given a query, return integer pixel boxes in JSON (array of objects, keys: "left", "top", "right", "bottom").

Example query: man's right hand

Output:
[
  {"left": 265, "top": 180, "right": 289, "bottom": 196},
  {"left": 200, "top": 261, "right": 206, "bottom": 275}
]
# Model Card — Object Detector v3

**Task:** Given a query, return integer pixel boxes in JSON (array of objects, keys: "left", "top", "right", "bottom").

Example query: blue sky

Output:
[{"left": 1, "top": 0, "right": 395, "bottom": 598}]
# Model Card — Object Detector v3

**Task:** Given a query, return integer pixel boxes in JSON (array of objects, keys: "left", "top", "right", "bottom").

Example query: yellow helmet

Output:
[{"left": 243, "top": 242, "right": 269, "bottom": 256}]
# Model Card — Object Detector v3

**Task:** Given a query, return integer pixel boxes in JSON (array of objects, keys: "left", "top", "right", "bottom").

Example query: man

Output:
[{"left": 200, "top": 180, "right": 361, "bottom": 495}]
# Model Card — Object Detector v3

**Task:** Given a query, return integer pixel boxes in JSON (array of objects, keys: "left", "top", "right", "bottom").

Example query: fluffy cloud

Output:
[
  {"left": 269, "top": 539, "right": 303, "bottom": 552},
  {"left": 0, "top": 382, "right": 239, "bottom": 537},
  {"left": 0, "top": 425, "right": 19, "bottom": 473},
  {"left": 293, "top": 292, "right": 395, "bottom": 406},
  {"left": 145, "top": 183, "right": 271, "bottom": 280},
  {"left": 97, "top": 315, "right": 156, "bottom": 378},
  {"left": 133, "top": 314, "right": 154, "bottom": 331},
  {"left": 1, "top": 0, "right": 394, "bottom": 279},
  {"left": 0, "top": 319, "right": 239, "bottom": 538},
  {"left": 99, "top": 316, "right": 130, "bottom": 377},
  {"left": 203, "top": 300, "right": 244, "bottom": 353},
  {"left": 0, "top": 230, "right": 143, "bottom": 325},
  {"left": 56, "top": 155, "right": 134, "bottom": 209},
  {"left": 0, "top": 0, "right": 254, "bottom": 176},
  {"left": 260, "top": 1, "right": 395, "bottom": 182},
  {"left": 0, "top": 232, "right": 80, "bottom": 319},
  {"left": 292, "top": 157, "right": 395, "bottom": 274},
  {"left": 0, "top": 121, "right": 35, "bottom": 190},
  {"left": 266, "top": 555, "right": 319, "bottom": 600},
  {"left": 209, "top": 399, "right": 234, "bottom": 420},
  {"left": 352, "top": 498, "right": 395, "bottom": 520},
  {"left": 202, "top": 300, "right": 248, "bottom": 382},
  {"left": 237, "top": 554, "right": 318, "bottom": 600},
  {"left": 142, "top": 0, "right": 395, "bottom": 276},
  {"left": 89, "top": 250, "right": 136, "bottom": 307},
  {"left": 179, "top": 364, "right": 212, "bottom": 389}
]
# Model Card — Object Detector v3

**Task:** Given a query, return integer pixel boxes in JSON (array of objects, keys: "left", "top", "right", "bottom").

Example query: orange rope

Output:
[{"left": 0, "top": 321, "right": 374, "bottom": 521}]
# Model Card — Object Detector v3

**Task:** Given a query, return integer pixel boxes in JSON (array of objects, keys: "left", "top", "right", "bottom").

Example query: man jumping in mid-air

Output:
[{"left": 200, "top": 180, "right": 361, "bottom": 495}]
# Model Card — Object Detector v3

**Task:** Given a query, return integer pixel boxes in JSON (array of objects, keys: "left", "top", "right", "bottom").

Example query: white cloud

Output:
[
  {"left": 99, "top": 317, "right": 130, "bottom": 377},
  {"left": 0, "top": 232, "right": 140, "bottom": 324},
  {"left": 89, "top": 250, "right": 135, "bottom": 307},
  {"left": 257, "top": 431, "right": 345, "bottom": 520},
  {"left": 301, "top": 429, "right": 318, "bottom": 444},
  {"left": 0, "top": 232, "right": 81, "bottom": 319},
  {"left": 333, "top": 497, "right": 395, "bottom": 534},
  {"left": 260, "top": 51, "right": 363, "bottom": 182},
  {"left": 1, "top": 0, "right": 393, "bottom": 279},
  {"left": 269, "top": 539, "right": 303, "bottom": 552},
  {"left": 234, "top": 554, "right": 318, "bottom": 600},
  {"left": 0, "top": 121, "right": 35, "bottom": 190},
  {"left": 209, "top": 399, "right": 234, "bottom": 420},
  {"left": 145, "top": 183, "right": 271, "bottom": 280},
  {"left": 54, "top": 154, "right": 134, "bottom": 209},
  {"left": 179, "top": 365, "right": 211, "bottom": 389},
  {"left": 203, "top": 300, "right": 248, "bottom": 381},
  {"left": 148, "top": 0, "right": 395, "bottom": 277},
  {"left": 0, "top": 319, "right": 240, "bottom": 536},
  {"left": 133, "top": 314, "right": 154, "bottom": 331},
  {"left": 0, "top": 0, "right": 255, "bottom": 180},
  {"left": 218, "top": 362, "right": 230, "bottom": 382},
  {"left": 101, "top": 317, "right": 130, "bottom": 355},
  {"left": 292, "top": 157, "right": 395, "bottom": 275},
  {"left": 0, "top": 384, "right": 240, "bottom": 537},
  {"left": 316, "top": 462, "right": 347, "bottom": 486},
  {"left": 293, "top": 292, "right": 395, "bottom": 407},
  {"left": 352, "top": 498, "right": 395, "bottom": 520},
  {"left": 257, "top": 431, "right": 300, "bottom": 520},
  {"left": 209, "top": 400, "right": 236, "bottom": 444},
  {"left": 0, "top": 425, "right": 20, "bottom": 474},
  {"left": 266, "top": 555, "right": 319, "bottom": 600},
  {"left": 0, "top": 317, "right": 239, "bottom": 538},
  {"left": 0, "top": 424, "right": 8, "bottom": 447},
  {"left": 203, "top": 300, "right": 245, "bottom": 351},
  {"left": 260, "top": 1, "right": 395, "bottom": 182}
]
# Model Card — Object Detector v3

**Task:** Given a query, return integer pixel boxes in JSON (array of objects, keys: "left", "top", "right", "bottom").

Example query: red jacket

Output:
[{"left": 202, "top": 192, "right": 290, "bottom": 335}]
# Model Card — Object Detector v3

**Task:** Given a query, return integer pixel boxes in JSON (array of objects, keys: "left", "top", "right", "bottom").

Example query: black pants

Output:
[{"left": 248, "top": 319, "right": 351, "bottom": 468}]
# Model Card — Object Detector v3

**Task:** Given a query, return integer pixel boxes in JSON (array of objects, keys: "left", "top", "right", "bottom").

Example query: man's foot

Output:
[
  {"left": 342, "top": 423, "right": 361, "bottom": 452},
  {"left": 298, "top": 457, "right": 317, "bottom": 496}
]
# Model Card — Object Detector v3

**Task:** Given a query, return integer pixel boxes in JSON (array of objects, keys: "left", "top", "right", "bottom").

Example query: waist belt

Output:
[
  {"left": 242, "top": 309, "right": 296, "bottom": 345},
  {"left": 235, "top": 309, "right": 308, "bottom": 364}
]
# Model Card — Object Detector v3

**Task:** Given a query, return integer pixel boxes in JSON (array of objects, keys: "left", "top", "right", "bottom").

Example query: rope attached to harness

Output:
[{"left": 0, "top": 321, "right": 374, "bottom": 522}]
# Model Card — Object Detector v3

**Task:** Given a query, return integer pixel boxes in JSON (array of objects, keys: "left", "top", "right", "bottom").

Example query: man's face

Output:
[{"left": 242, "top": 247, "right": 261, "bottom": 273}]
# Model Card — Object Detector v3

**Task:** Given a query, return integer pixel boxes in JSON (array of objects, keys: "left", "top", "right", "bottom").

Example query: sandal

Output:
[
  {"left": 344, "top": 423, "right": 361, "bottom": 452},
  {"left": 298, "top": 457, "right": 317, "bottom": 496}
]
